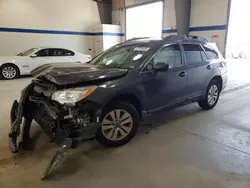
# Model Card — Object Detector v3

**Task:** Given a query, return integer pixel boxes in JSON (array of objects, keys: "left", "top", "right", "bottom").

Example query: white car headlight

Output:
[{"left": 52, "top": 86, "right": 97, "bottom": 105}]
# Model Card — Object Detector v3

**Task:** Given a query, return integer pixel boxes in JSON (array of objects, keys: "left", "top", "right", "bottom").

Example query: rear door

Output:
[
  {"left": 182, "top": 43, "right": 211, "bottom": 99},
  {"left": 49, "top": 48, "right": 75, "bottom": 63}
]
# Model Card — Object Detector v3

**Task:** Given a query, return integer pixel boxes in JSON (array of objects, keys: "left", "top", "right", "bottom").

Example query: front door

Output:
[
  {"left": 27, "top": 48, "right": 53, "bottom": 72},
  {"left": 141, "top": 44, "right": 188, "bottom": 111}
]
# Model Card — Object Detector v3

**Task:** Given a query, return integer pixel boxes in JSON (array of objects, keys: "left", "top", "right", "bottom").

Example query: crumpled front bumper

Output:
[
  {"left": 8, "top": 81, "right": 103, "bottom": 179},
  {"left": 8, "top": 81, "right": 102, "bottom": 153},
  {"left": 9, "top": 83, "right": 34, "bottom": 153}
]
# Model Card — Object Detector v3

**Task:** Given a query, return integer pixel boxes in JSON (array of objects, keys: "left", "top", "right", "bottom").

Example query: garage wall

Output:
[
  {"left": 113, "top": 0, "right": 230, "bottom": 56},
  {"left": 162, "top": 0, "right": 177, "bottom": 37},
  {"left": 0, "top": 0, "right": 100, "bottom": 56},
  {"left": 189, "top": 0, "right": 229, "bottom": 55},
  {"left": 112, "top": 0, "right": 126, "bottom": 41}
]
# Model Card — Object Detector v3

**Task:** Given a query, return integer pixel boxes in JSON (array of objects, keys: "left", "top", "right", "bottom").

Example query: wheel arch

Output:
[
  {"left": 210, "top": 75, "right": 223, "bottom": 92},
  {"left": 103, "top": 93, "right": 142, "bottom": 119},
  {"left": 0, "top": 63, "right": 20, "bottom": 74}
]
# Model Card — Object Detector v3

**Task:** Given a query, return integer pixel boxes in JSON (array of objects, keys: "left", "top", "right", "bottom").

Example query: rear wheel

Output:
[
  {"left": 96, "top": 101, "right": 139, "bottom": 147},
  {"left": 198, "top": 80, "right": 220, "bottom": 110},
  {"left": 0, "top": 64, "right": 19, "bottom": 79}
]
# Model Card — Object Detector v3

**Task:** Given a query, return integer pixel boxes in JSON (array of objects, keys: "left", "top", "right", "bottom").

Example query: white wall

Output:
[
  {"left": 112, "top": 9, "right": 126, "bottom": 41},
  {"left": 189, "top": 0, "right": 229, "bottom": 55},
  {"left": 162, "top": 0, "right": 177, "bottom": 37},
  {"left": 0, "top": 0, "right": 101, "bottom": 56},
  {"left": 93, "top": 24, "right": 122, "bottom": 56}
]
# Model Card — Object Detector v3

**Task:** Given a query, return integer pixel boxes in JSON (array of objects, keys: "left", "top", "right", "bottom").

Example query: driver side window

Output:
[
  {"left": 145, "top": 44, "right": 182, "bottom": 71},
  {"left": 153, "top": 44, "right": 182, "bottom": 68}
]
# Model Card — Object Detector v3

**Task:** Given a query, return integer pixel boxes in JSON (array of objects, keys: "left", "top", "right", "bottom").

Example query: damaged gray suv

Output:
[{"left": 9, "top": 35, "right": 227, "bottom": 178}]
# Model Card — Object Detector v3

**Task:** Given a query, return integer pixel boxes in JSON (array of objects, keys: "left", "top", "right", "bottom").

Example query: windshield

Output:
[
  {"left": 89, "top": 44, "right": 151, "bottom": 69},
  {"left": 17, "top": 48, "right": 38, "bottom": 56}
]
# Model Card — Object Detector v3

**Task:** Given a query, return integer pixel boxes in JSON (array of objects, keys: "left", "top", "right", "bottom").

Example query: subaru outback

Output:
[{"left": 9, "top": 35, "right": 227, "bottom": 178}]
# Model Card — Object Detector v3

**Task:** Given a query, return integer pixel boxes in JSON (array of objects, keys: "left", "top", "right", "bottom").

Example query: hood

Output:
[
  {"left": 31, "top": 63, "right": 128, "bottom": 85},
  {"left": 0, "top": 56, "right": 28, "bottom": 62}
]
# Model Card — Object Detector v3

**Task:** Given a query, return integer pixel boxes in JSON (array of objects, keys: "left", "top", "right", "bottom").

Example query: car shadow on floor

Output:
[
  {"left": 13, "top": 103, "right": 205, "bottom": 180},
  {"left": 0, "top": 75, "right": 32, "bottom": 80},
  {"left": 139, "top": 104, "right": 203, "bottom": 134}
]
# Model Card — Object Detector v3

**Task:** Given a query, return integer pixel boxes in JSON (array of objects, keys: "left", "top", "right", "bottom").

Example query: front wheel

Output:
[
  {"left": 198, "top": 80, "right": 220, "bottom": 110},
  {"left": 96, "top": 101, "right": 139, "bottom": 147},
  {"left": 0, "top": 64, "right": 19, "bottom": 79}
]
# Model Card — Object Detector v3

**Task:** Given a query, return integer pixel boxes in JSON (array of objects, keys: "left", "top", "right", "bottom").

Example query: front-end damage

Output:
[{"left": 9, "top": 78, "right": 101, "bottom": 179}]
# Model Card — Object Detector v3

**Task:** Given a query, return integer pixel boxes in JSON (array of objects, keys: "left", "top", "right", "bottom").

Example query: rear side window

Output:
[
  {"left": 183, "top": 44, "right": 204, "bottom": 64},
  {"left": 200, "top": 48, "right": 208, "bottom": 61},
  {"left": 54, "top": 49, "right": 75, "bottom": 56},
  {"left": 202, "top": 44, "right": 219, "bottom": 59}
]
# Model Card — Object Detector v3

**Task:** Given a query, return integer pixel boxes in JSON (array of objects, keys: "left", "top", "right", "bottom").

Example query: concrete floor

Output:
[{"left": 1, "top": 77, "right": 250, "bottom": 188}]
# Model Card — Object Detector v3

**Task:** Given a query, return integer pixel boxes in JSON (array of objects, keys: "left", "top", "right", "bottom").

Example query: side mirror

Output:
[
  {"left": 30, "top": 54, "right": 37, "bottom": 58},
  {"left": 154, "top": 62, "right": 169, "bottom": 72}
]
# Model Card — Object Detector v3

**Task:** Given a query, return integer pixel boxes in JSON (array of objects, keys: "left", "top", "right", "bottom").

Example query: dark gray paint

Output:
[
  {"left": 31, "top": 63, "right": 128, "bottom": 86},
  {"left": 34, "top": 38, "right": 227, "bottom": 114}
]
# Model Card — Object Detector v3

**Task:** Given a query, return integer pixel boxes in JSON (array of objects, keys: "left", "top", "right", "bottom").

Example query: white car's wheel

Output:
[{"left": 0, "top": 64, "right": 19, "bottom": 80}]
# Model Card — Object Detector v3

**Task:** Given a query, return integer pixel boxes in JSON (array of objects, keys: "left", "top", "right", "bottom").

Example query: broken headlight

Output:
[{"left": 52, "top": 86, "right": 97, "bottom": 106}]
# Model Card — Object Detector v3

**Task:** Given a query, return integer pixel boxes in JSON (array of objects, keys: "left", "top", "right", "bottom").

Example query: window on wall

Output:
[{"left": 126, "top": 1, "right": 163, "bottom": 39}]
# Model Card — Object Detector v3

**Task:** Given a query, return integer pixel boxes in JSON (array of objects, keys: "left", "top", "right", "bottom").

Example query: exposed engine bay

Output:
[{"left": 9, "top": 78, "right": 101, "bottom": 179}]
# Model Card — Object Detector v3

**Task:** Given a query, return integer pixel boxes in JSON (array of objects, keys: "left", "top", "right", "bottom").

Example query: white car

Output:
[{"left": 0, "top": 47, "right": 91, "bottom": 79}]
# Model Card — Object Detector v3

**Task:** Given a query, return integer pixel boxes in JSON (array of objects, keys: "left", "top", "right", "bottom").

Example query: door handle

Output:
[
  {"left": 206, "top": 65, "right": 212, "bottom": 70},
  {"left": 179, "top": 71, "right": 187, "bottom": 77}
]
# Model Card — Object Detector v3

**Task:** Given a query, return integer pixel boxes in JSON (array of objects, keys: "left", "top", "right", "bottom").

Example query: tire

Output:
[
  {"left": 96, "top": 101, "right": 139, "bottom": 147},
  {"left": 0, "top": 64, "right": 20, "bottom": 80},
  {"left": 198, "top": 80, "right": 221, "bottom": 110}
]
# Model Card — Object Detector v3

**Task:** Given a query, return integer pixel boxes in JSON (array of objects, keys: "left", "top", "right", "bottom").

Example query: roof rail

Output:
[
  {"left": 163, "top": 35, "right": 188, "bottom": 41},
  {"left": 125, "top": 37, "right": 150, "bottom": 42},
  {"left": 188, "top": 35, "right": 209, "bottom": 42}
]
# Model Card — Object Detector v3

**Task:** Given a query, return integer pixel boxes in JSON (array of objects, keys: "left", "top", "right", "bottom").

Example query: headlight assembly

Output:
[{"left": 51, "top": 86, "right": 97, "bottom": 105}]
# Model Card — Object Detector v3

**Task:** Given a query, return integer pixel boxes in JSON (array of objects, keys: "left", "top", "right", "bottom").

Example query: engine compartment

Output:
[
  {"left": 9, "top": 78, "right": 102, "bottom": 179},
  {"left": 9, "top": 78, "right": 102, "bottom": 152}
]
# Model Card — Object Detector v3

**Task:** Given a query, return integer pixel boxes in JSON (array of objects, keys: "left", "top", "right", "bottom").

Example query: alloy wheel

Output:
[
  {"left": 101, "top": 109, "right": 133, "bottom": 141},
  {"left": 207, "top": 85, "right": 218, "bottom": 106},
  {"left": 2, "top": 66, "right": 17, "bottom": 79}
]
